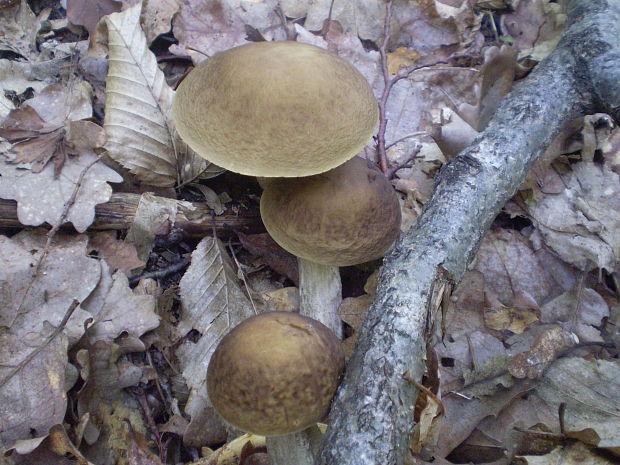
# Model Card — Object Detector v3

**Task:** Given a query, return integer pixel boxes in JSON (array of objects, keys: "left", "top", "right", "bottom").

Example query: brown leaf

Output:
[
  {"left": 484, "top": 289, "right": 540, "bottom": 334},
  {"left": 90, "top": 231, "right": 145, "bottom": 274},
  {"left": 66, "top": 0, "right": 120, "bottom": 39},
  {"left": 508, "top": 326, "right": 578, "bottom": 379},
  {"left": 238, "top": 232, "right": 299, "bottom": 285}
]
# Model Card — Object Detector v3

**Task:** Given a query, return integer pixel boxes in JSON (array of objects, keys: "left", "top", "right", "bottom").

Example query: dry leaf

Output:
[
  {"left": 0, "top": 59, "right": 49, "bottom": 119},
  {"left": 484, "top": 289, "right": 540, "bottom": 334},
  {"left": 541, "top": 287, "right": 609, "bottom": 342},
  {"left": 0, "top": 324, "right": 69, "bottom": 451},
  {"left": 81, "top": 261, "right": 159, "bottom": 344},
  {"left": 177, "top": 236, "right": 257, "bottom": 445},
  {"left": 0, "top": 81, "right": 99, "bottom": 173},
  {"left": 66, "top": 0, "right": 120, "bottom": 39},
  {"left": 262, "top": 287, "right": 299, "bottom": 313},
  {"left": 89, "top": 231, "right": 144, "bottom": 274},
  {"left": 75, "top": 339, "right": 149, "bottom": 465},
  {"left": 0, "top": 232, "right": 99, "bottom": 340},
  {"left": 172, "top": 0, "right": 284, "bottom": 62},
  {"left": 500, "top": 0, "right": 566, "bottom": 61},
  {"left": 238, "top": 232, "right": 299, "bottom": 285},
  {"left": 125, "top": 192, "right": 192, "bottom": 262},
  {"left": 536, "top": 357, "right": 620, "bottom": 453},
  {"left": 0, "top": 152, "right": 122, "bottom": 232},
  {"left": 0, "top": 0, "right": 42, "bottom": 60},
  {"left": 518, "top": 441, "right": 617, "bottom": 465},
  {"left": 526, "top": 161, "right": 620, "bottom": 272},
  {"left": 96, "top": 4, "right": 209, "bottom": 186}
]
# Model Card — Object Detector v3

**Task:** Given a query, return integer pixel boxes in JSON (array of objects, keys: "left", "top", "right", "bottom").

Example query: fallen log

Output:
[{"left": 0, "top": 193, "right": 263, "bottom": 237}]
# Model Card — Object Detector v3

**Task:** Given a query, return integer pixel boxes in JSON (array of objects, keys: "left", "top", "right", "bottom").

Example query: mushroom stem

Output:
[
  {"left": 265, "top": 424, "right": 323, "bottom": 465},
  {"left": 298, "top": 258, "right": 343, "bottom": 337},
  {"left": 266, "top": 259, "right": 342, "bottom": 465}
]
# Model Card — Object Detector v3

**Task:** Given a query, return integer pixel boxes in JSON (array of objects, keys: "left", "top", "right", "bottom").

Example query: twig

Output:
[
  {"left": 386, "top": 146, "right": 423, "bottom": 179},
  {"left": 376, "top": 0, "right": 452, "bottom": 176},
  {"left": 0, "top": 299, "right": 80, "bottom": 389},
  {"left": 128, "top": 258, "right": 190, "bottom": 286},
  {"left": 402, "top": 370, "right": 445, "bottom": 417}
]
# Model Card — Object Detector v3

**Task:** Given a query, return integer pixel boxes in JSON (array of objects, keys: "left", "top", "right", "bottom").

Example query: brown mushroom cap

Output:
[
  {"left": 260, "top": 157, "right": 402, "bottom": 266},
  {"left": 172, "top": 41, "right": 378, "bottom": 177},
  {"left": 207, "top": 311, "right": 345, "bottom": 436}
]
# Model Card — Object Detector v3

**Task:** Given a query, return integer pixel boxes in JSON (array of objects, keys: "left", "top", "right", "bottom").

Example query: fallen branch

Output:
[
  {"left": 0, "top": 193, "right": 262, "bottom": 237},
  {"left": 318, "top": 1, "right": 620, "bottom": 464}
]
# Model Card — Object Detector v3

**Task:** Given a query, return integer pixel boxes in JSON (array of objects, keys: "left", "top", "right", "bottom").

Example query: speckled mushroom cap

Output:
[
  {"left": 207, "top": 311, "right": 344, "bottom": 436},
  {"left": 260, "top": 157, "right": 402, "bottom": 266},
  {"left": 172, "top": 41, "right": 378, "bottom": 177}
]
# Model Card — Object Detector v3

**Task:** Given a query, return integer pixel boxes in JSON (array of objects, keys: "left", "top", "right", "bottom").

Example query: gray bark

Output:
[{"left": 317, "top": 1, "right": 620, "bottom": 464}]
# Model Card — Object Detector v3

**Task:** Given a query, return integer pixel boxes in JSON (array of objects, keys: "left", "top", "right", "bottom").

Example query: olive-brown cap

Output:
[
  {"left": 207, "top": 311, "right": 345, "bottom": 436},
  {"left": 172, "top": 41, "right": 378, "bottom": 177},
  {"left": 260, "top": 157, "right": 402, "bottom": 266}
]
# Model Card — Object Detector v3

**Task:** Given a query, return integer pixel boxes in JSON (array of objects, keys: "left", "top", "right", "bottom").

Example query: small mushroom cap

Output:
[
  {"left": 172, "top": 41, "right": 378, "bottom": 177},
  {"left": 260, "top": 157, "right": 402, "bottom": 266},
  {"left": 207, "top": 311, "right": 345, "bottom": 436}
]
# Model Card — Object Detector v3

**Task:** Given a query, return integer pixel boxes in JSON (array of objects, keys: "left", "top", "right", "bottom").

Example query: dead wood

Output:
[
  {"left": 317, "top": 1, "right": 620, "bottom": 464},
  {"left": 0, "top": 193, "right": 262, "bottom": 237}
]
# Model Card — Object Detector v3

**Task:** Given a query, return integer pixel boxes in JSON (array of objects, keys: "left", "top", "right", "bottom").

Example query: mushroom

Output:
[
  {"left": 207, "top": 311, "right": 345, "bottom": 436},
  {"left": 172, "top": 41, "right": 382, "bottom": 464},
  {"left": 172, "top": 41, "right": 378, "bottom": 178},
  {"left": 260, "top": 156, "right": 402, "bottom": 336}
]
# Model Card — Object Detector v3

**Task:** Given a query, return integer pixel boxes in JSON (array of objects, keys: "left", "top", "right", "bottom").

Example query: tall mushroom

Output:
[{"left": 260, "top": 156, "right": 402, "bottom": 335}]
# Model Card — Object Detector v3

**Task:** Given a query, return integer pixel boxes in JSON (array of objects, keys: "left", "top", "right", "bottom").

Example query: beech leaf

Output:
[{"left": 97, "top": 4, "right": 211, "bottom": 187}]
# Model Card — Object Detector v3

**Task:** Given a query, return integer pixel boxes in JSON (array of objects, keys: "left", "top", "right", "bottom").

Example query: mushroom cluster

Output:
[{"left": 174, "top": 40, "right": 401, "bottom": 451}]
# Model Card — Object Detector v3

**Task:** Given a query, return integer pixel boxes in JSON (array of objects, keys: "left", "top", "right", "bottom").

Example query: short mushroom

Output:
[
  {"left": 172, "top": 41, "right": 378, "bottom": 178},
  {"left": 260, "top": 156, "right": 402, "bottom": 335},
  {"left": 207, "top": 311, "right": 345, "bottom": 436}
]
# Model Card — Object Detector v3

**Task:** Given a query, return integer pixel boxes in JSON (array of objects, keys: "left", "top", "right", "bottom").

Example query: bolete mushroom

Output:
[
  {"left": 172, "top": 41, "right": 378, "bottom": 178},
  {"left": 260, "top": 156, "right": 402, "bottom": 334},
  {"left": 207, "top": 311, "right": 345, "bottom": 436}
]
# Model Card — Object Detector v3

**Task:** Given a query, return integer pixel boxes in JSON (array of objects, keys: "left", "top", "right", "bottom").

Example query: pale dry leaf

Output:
[
  {"left": 89, "top": 231, "right": 144, "bottom": 273},
  {"left": 81, "top": 261, "right": 159, "bottom": 344},
  {"left": 176, "top": 236, "right": 257, "bottom": 445},
  {"left": 283, "top": 0, "right": 469, "bottom": 49},
  {"left": 430, "top": 380, "right": 531, "bottom": 458},
  {"left": 0, "top": 60, "right": 48, "bottom": 119},
  {"left": 0, "top": 0, "right": 41, "bottom": 60},
  {"left": 500, "top": 0, "right": 566, "bottom": 61},
  {"left": 475, "top": 229, "right": 569, "bottom": 309},
  {"left": 0, "top": 324, "right": 69, "bottom": 452},
  {"left": 0, "top": 152, "right": 122, "bottom": 232},
  {"left": 66, "top": 0, "right": 121, "bottom": 39},
  {"left": 338, "top": 294, "right": 371, "bottom": 359},
  {"left": 139, "top": 0, "right": 181, "bottom": 44},
  {"left": 526, "top": 161, "right": 620, "bottom": 272},
  {"left": 0, "top": 232, "right": 98, "bottom": 343},
  {"left": 536, "top": 357, "right": 620, "bottom": 453},
  {"left": 23, "top": 81, "right": 93, "bottom": 125},
  {"left": 172, "top": 0, "right": 284, "bottom": 63},
  {"left": 97, "top": 4, "right": 208, "bottom": 186},
  {"left": 541, "top": 287, "right": 609, "bottom": 342},
  {"left": 125, "top": 192, "right": 192, "bottom": 262}
]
